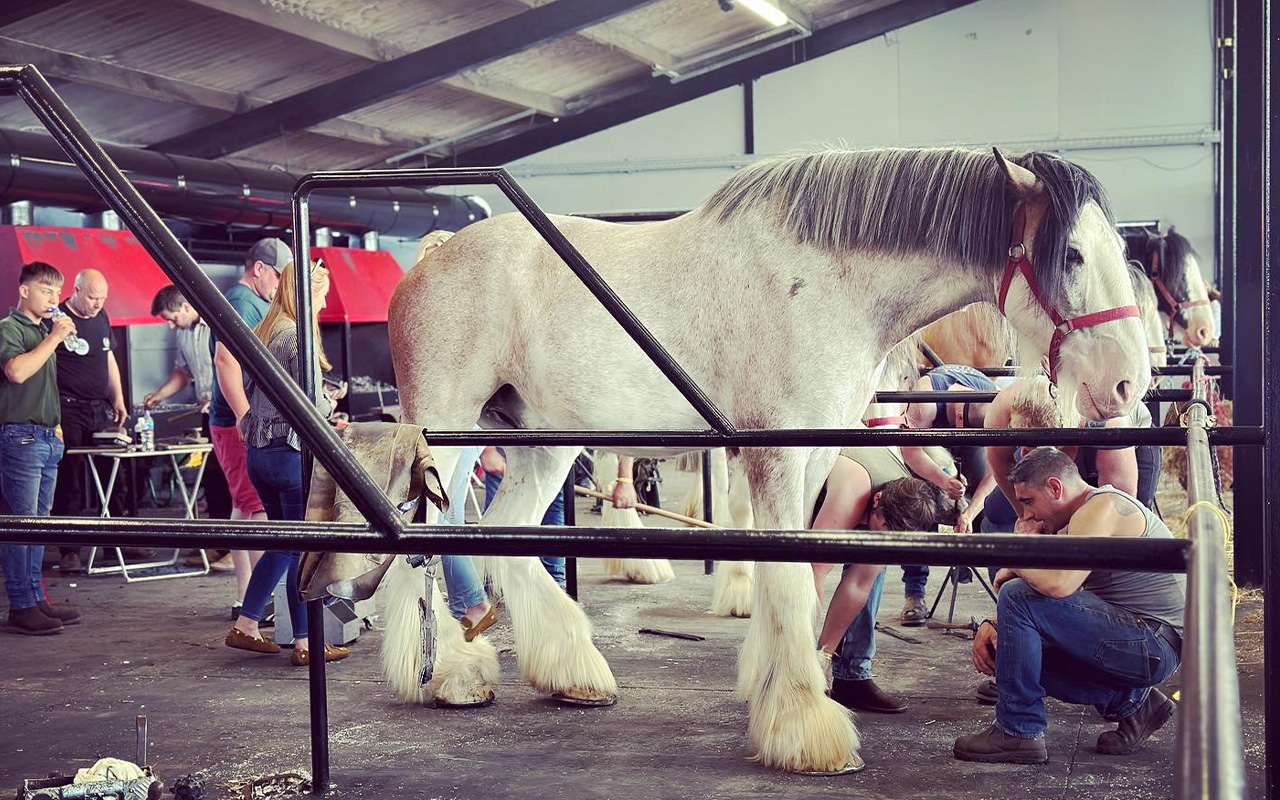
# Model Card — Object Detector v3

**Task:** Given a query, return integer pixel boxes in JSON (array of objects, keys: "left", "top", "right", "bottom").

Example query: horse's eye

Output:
[{"left": 1066, "top": 247, "right": 1084, "bottom": 267}]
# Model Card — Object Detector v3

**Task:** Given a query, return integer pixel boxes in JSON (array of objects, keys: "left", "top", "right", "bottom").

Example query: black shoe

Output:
[
  {"left": 1096, "top": 689, "right": 1176, "bottom": 755},
  {"left": 975, "top": 679, "right": 999, "bottom": 705},
  {"left": 830, "top": 678, "right": 909, "bottom": 714}
]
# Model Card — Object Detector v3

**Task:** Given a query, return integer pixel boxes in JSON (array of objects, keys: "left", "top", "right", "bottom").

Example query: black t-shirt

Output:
[{"left": 54, "top": 300, "right": 115, "bottom": 401}]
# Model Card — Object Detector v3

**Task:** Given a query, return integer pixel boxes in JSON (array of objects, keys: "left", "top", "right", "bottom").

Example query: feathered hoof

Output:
[
  {"left": 711, "top": 564, "right": 754, "bottom": 618},
  {"left": 749, "top": 689, "right": 861, "bottom": 775},
  {"left": 434, "top": 689, "right": 495, "bottom": 709},
  {"left": 427, "top": 636, "right": 501, "bottom": 709},
  {"left": 604, "top": 558, "right": 675, "bottom": 584},
  {"left": 552, "top": 688, "right": 618, "bottom": 707},
  {"left": 517, "top": 597, "right": 619, "bottom": 701}
]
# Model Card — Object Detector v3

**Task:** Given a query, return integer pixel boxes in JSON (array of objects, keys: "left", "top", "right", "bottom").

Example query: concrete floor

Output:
[{"left": 0, "top": 475, "right": 1267, "bottom": 800}]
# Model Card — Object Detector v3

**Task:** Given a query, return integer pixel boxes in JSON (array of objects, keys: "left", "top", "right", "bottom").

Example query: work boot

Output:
[
  {"left": 831, "top": 677, "right": 909, "bottom": 713},
  {"left": 7, "top": 606, "right": 63, "bottom": 636},
  {"left": 37, "top": 600, "right": 82, "bottom": 626},
  {"left": 975, "top": 679, "right": 1000, "bottom": 705},
  {"left": 900, "top": 595, "right": 927, "bottom": 627},
  {"left": 953, "top": 724, "right": 1048, "bottom": 764},
  {"left": 59, "top": 551, "right": 82, "bottom": 572},
  {"left": 1097, "top": 689, "right": 1176, "bottom": 755}
]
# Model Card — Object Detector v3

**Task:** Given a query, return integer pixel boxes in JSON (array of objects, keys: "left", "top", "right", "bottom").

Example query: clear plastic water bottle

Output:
[
  {"left": 133, "top": 411, "right": 147, "bottom": 450},
  {"left": 141, "top": 409, "right": 155, "bottom": 452},
  {"left": 48, "top": 307, "right": 89, "bottom": 355}
]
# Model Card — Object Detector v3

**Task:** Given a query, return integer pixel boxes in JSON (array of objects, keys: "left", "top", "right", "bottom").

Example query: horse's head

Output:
[
  {"left": 993, "top": 149, "right": 1150, "bottom": 422},
  {"left": 1144, "top": 228, "right": 1215, "bottom": 347}
]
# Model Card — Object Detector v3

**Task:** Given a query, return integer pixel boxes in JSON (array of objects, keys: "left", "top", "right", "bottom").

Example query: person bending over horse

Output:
[
  {"left": 810, "top": 446, "right": 940, "bottom": 714},
  {"left": 898, "top": 364, "right": 998, "bottom": 623},
  {"left": 953, "top": 447, "right": 1183, "bottom": 764}
]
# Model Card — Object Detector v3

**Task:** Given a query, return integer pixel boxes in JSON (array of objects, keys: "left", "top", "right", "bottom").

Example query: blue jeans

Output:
[
  {"left": 832, "top": 567, "right": 887, "bottom": 681},
  {"left": 994, "top": 578, "right": 1181, "bottom": 739},
  {"left": 1, "top": 424, "right": 63, "bottom": 609},
  {"left": 900, "top": 564, "right": 928, "bottom": 599},
  {"left": 442, "top": 447, "right": 486, "bottom": 619},
  {"left": 241, "top": 440, "right": 307, "bottom": 639},
  {"left": 484, "top": 466, "right": 567, "bottom": 588}
]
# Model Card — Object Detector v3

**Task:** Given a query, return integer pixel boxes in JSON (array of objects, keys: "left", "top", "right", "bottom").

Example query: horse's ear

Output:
[
  {"left": 1166, "top": 225, "right": 1176, "bottom": 236},
  {"left": 992, "top": 148, "right": 1044, "bottom": 201}
]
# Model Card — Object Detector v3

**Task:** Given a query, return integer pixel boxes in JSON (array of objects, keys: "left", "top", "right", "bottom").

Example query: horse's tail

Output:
[{"left": 379, "top": 555, "right": 431, "bottom": 704}]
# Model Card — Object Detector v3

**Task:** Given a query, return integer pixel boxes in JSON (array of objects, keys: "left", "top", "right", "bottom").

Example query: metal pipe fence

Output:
[
  {"left": 1174, "top": 362, "right": 1246, "bottom": 798},
  {"left": 0, "top": 63, "right": 1254, "bottom": 800}
]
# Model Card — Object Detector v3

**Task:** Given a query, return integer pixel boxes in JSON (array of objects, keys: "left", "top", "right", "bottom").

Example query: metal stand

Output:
[
  {"left": 702, "top": 449, "right": 714, "bottom": 575},
  {"left": 81, "top": 448, "right": 211, "bottom": 582},
  {"left": 563, "top": 471, "right": 577, "bottom": 601},
  {"left": 307, "top": 596, "right": 329, "bottom": 796},
  {"left": 925, "top": 566, "right": 997, "bottom": 623}
]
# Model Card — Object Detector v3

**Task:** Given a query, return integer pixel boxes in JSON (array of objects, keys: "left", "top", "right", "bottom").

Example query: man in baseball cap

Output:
[
  {"left": 206, "top": 237, "right": 293, "bottom": 612},
  {"left": 245, "top": 237, "right": 292, "bottom": 278}
]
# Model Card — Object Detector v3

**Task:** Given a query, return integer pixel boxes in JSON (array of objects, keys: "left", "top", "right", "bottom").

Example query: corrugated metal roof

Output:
[{"left": 0, "top": 0, "right": 935, "bottom": 175}]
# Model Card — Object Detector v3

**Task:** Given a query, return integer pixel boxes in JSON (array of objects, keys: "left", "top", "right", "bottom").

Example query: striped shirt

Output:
[
  {"left": 174, "top": 320, "right": 213, "bottom": 404},
  {"left": 239, "top": 318, "right": 333, "bottom": 451}
]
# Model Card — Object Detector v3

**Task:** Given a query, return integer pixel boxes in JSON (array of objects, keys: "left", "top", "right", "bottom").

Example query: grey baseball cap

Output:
[{"left": 246, "top": 237, "right": 293, "bottom": 273}]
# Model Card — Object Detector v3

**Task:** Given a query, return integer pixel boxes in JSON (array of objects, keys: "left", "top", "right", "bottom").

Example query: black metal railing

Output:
[
  {"left": 0, "top": 65, "right": 1253, "bottom": 800},
  {"left": 1174, "top": 362, "right": 1246, "bottom": 798}
]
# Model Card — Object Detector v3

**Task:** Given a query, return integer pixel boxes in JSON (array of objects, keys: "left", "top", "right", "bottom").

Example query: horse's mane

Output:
[
  {"left": 700, "top": 147, "right": 1114, "bottom": 311},
  {"left": 1126, "top": 262, "right": 1159, "bottom": 323},
  {"left": 1126, "top": 226, "right": 1194, "bottom": 301},
  {"left": 1159, "top": 228, "right": 1197, "bottom": 297}
]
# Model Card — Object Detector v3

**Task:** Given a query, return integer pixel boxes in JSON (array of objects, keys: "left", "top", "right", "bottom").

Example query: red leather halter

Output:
[
  {"left": 1148, "top": 248, "right": 1212, "bottom": 338},
  {"left": 996, "top": 204, "right": 1141, "bottom": 384}
]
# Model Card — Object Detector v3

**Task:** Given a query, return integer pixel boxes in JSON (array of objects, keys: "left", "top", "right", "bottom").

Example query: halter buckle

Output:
[{"left": 1008, "top": 243, "right": 1026, "bottom": 260}]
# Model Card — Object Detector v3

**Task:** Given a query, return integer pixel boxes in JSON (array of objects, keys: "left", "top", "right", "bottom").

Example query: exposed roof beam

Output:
[
  {"left": 511, "top": 0, "right": 676, "bottom": 68},
  {"left": 181, "top": 0, "right": 566, "bottom": 116},
  {"left": 0, "top": 36, "right": 420, "bottom": 150},
  {"left": 455, "top": 0, "right": 985, "bottom": 167},
  {"left": 153, "top": 0, "right": 661, "bottom": 159},
  {"left": 0, "top": 0, "right": 75, "bottom": 29}
]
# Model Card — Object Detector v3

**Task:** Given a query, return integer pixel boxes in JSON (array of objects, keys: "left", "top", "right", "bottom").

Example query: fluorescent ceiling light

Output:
[{"left": 736, "top": 0, "right": 789, "bottom": 27}]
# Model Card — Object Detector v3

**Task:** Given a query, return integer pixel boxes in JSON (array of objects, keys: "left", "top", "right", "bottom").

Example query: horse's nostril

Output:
[{"left": 1115, "top": 380, "right": 1132, "bottom": 404}]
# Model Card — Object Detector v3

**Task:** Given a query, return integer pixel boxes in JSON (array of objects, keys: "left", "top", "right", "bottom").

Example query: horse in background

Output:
[
  {"left": 1128, "top": 262, "right": 1168, "bottom": 370},
  {"left": 1123, "top": 226, "right": 1215, "bottom": 347},
  {"left": 381, "top": 146, "right": 1150, "bottom": 774}
]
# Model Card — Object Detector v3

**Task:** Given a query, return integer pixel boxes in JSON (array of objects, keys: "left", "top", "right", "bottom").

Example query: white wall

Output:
[{"left": 471, "top": 0, "right": 1218, "bottom": 277}]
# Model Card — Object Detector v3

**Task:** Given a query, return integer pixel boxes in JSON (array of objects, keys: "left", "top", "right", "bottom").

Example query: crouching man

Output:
[{"left": 953, "top": 447, "right": 1184, "bottom": 764}]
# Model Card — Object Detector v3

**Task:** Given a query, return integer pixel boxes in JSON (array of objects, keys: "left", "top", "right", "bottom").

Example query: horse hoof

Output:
[
  {"left": 552, "top": 691, "right": 617, "bottom": 707},
  {"left": 795, "top": 754, "right": 865, "bottom": 776},
  {"left": 435, "top": 689, "right": 495, "bottom": 709}
]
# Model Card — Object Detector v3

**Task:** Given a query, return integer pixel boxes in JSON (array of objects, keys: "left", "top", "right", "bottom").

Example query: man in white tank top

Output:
[{"left": 953, "top": 448, "right": 1184, "bottom": 765}]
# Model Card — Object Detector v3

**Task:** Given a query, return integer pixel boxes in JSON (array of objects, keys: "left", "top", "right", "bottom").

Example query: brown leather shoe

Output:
[
  {"left": 831, "top": 677, "right": 909, "bottom": 713},
  {"left": 7, "top": 606, "right": 63, "bottom": 635},
  {"left": 37, "top": 601, "right": 81, "bottom": 625},
  {"left": 1097, "top": 689, "right": 1176, "bottom": 754},
  {"left": 954, "top": 724, "right": 1048, "bottom": 764},
  {"left": 291, "top": 644, "right": 350, "bottom": 666},
  {"left": 461, "top": 603, "right": 499, "bottom": 642},
  {"left": 225, "top": 627, "right": 281, "bottom": 654}
]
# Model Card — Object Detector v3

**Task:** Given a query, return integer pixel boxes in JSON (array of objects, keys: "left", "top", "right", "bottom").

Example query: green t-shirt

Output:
[{"left": 0, "top": 308, "right": 61, "bottom": 427}]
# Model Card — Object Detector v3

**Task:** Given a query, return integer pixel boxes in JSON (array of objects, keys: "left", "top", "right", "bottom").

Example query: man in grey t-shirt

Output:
[
  {"left": 954, "top": 447, "right": 1184, "bottom": 765},
  {"left": 145, "top": 285, "right": 232, "bottom": 529}
]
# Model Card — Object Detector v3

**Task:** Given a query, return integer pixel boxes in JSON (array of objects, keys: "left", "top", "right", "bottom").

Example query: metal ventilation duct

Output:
[{"left": 0, "top": 129, "right": 487, "bottom": 236}]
